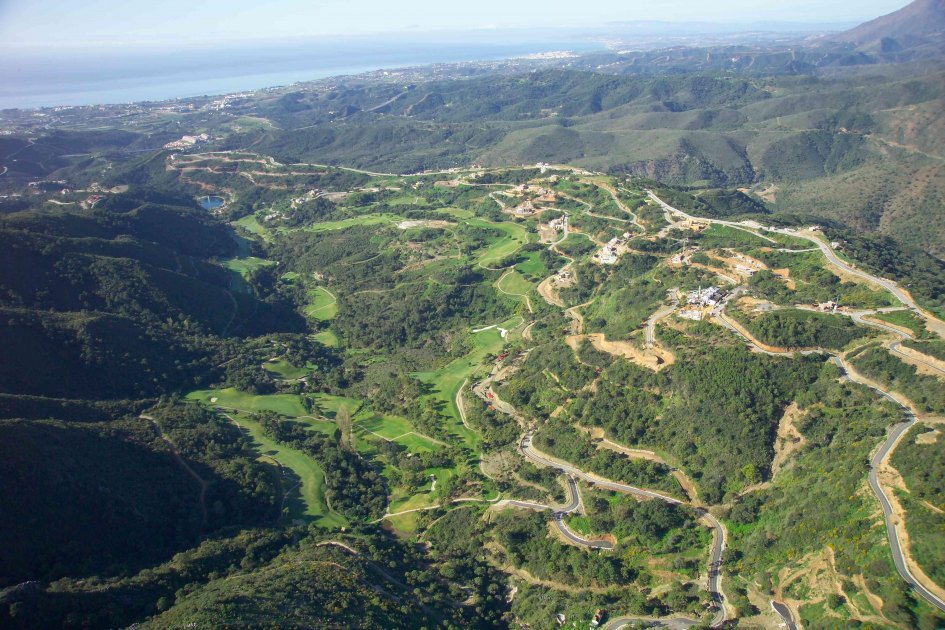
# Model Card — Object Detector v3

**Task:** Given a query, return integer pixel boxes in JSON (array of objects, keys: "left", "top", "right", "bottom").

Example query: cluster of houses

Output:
[
  {"left": 204, "top": 92, "right": 253, "bottom": 111},
  {"left": 678, "top": 285, "right": 726, "bottom": 321},
  {"left": 163, "top": 133, "right": 210, "bottom": 150},
  {"left": 687, "top": 286, "right": 725, "bottom": 307},
  {"left": 735, "top": 263, "right": 758, "bottom": 277},
  {"left": 509, "top": 185, "right": 559, "bottom": 216},
  {"left": 594, "top": 232, "right": 633, "bottom": 265}
]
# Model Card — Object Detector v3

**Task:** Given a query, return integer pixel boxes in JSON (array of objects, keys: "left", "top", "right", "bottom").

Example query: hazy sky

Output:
[{"left": 0, "top": 0, "right": 909, "bottom": 49}]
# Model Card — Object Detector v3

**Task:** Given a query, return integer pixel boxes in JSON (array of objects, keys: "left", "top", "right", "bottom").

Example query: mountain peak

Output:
[{"left": 839, "top": 0, "right": 945, "bottom": 44}]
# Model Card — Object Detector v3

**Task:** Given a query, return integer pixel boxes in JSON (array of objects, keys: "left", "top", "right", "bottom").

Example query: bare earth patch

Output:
[
  {"left": 777, "top": 547, "right": 889, "bottom": 626},
  {"left": 915, "top": 428, "right": 940, "bottom": 445},
  {"left": 893, "top": 344, "right": 945, "bottom": 380},
  {"left": 756, "top": 183, "right": 779, "bottom": 203},
  {"left": 853, "top": 574, "right": 886, "bottom": 616},
  {"left": 397, "top": 219, "right": 455, "bottom": 229},
  {"left": 537, "top": 276, "right": 565, "bottom": 308},
  {"left": 566, "top": 333, "right": 674, "bottom": 371},
  {"left": 771, "top": 268, "right": 797, "bottom": 290},
  {"left": 771, "top": 402, "right": 807, "bottom": 478},
  {"left": 480, "top": 450, "right": 517, "bottom": 480}
]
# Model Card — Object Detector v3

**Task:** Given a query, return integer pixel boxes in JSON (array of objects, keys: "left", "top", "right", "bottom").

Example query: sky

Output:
[{"left": 0, "top": 0, "right": 909, "bottom": 50}]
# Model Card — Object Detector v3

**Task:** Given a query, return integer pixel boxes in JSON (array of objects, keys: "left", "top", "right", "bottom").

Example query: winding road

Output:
[
  {"left": 508, "top": 430, "right": 728, "bottom": 626},
  {"left": 837, "top": 358, "right": 945, "bottom": 613},
  {"left": 646, "top": 289, "right": 679, "bottom": 347},
  {"left": 647, "top": 190, "right": 945, "bottom": 339},
  {"left": 648, "top": 190, "right": 945, "bottom": 615}
]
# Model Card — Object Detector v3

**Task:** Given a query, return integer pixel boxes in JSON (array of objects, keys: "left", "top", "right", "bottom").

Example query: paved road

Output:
[
  {"left": 521, "top": 434, "right": 728, "bottom": 627},
  {"left": 647, "top": 190, "right": 945, "bottom": 339},
  {"left": 830, "top": 356, "right": 945, "bottom": 613},
  {"left": 844, "top": 311, "right": 945, "bottom": 377},
  {"left": 646, "top": 289, "right": 679, "bottom": 347},
  {"left": 501, "top": 470, "right": 615, "bottom": 549},
  {"left": 771, "top": 600, "right": 798, "bottom": 630},
  {"left": 521, "top": 435, "right": 682, "bottom": 504},
  {"left": 604, "top": 616, "right": 700, "bottom": 630},
  {"left": 867, "top": 412, "right": 945, "bottom": 612},
  {"left": 716, "top": 304, "right": 945, "bottom": 613},
  {"left": 650, "top": 191, "right": 945, "bottom": 616}
]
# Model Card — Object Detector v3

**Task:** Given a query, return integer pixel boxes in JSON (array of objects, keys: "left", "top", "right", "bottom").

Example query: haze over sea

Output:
[{"left": 0, "top": 39, "right": 603, "bottom": 109}]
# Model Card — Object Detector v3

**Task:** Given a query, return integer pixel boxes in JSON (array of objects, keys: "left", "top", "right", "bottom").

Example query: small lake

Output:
[{"left": 198, "top": 196, "right": 225, "bottom": 210}]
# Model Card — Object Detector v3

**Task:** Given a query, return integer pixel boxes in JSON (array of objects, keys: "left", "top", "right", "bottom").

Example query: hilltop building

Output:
[
  {"left": 687, "top": 286, "right": 724, "bottom": 307},
  {"left": 548, "top": 214, "right": 568, "bottom": 231}
]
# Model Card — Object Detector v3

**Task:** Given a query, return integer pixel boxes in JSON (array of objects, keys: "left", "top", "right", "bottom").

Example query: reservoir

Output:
[{"left": 198, "top": 196, "right": 225, "bottom": 210}]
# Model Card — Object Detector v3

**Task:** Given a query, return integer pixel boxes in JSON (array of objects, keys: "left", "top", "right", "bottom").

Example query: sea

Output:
[{"left": 0, "top": 38, "right": 605, "bottom": 110}]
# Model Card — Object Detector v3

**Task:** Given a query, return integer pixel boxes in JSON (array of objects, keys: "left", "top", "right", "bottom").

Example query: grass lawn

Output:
[
  {"left": 228, "top": 411, "right": 346, "bottom": 527},
  {"left": 497, "top": 270, "right": 534, "bottom": 297},
  {"left": 291, "top": 416, "right": 339, "bottom": 437},
  {"left": 221, "top": 256, "right": 275, "bottom": 277},
  {"left": 389, "top": 490, "right": 438, "bottom": 514},
  {"left": 388, "top": 195, "right": 428, "bottom": 206},
  {"left": 466, "top": 217, "right": 529, "bottom": 267},
  {"left": 566, "top": 514, "right": 593, "bottom": 535},
  {"left": 394, "top": 432, "right": 443, "bottom": 453},
  {"left": 314, "top": 393, "right": 362, "bottom": 418},
  {"left": 385, "top": 511, "right": 420, "bottom": 533},
  {"left": 515, "top": 250, "right": 548, "bottom": 277},
  {"left": 356, "top": 413, "right": 414, "bottom": 440},
  {"left": 413, "top": 327, "right": 505, "bottom": 448},
  {"left": 355, "top": 412, "right": 443, "bottom": 454},
  {"left": 313, "top": 329, "right": 339, "bottom": 347},
  {"left": 305, "top": 287, "right": 338, "bottom": 321},
  {"left": 234, "top": 214, "right": 270, "bottom": 240},
  {"left": 436, "top": 207, "right": 475, "bottom": 219},
  {"left": 187, "top": 388, "right": 309, "bottom": 417},
  {"left": 263, "top": 359, "right": 311, "bottom": 380},
  {"left": 300, "top": 213, "right": 401, "bottom": 232}
]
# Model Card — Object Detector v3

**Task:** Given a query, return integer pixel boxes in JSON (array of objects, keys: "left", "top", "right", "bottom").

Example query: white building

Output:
[
  {"left": 687, "top": 286, "right": 724, "bottom": 307},
  {"left": 548, "top": 214, "right": 568, "bottom": 230}
]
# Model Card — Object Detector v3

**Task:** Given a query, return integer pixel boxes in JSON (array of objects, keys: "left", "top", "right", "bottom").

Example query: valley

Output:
[
  {"left": 3, "top": 3, "right": 945, "bottom": 625},
  {"left": 5, "top": 152, "right": 940, "bottom": 627}
]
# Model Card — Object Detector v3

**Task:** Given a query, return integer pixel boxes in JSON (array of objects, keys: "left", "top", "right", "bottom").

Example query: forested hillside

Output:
[{"left": 2, "top": 7, "right": 945, "bottom": 626}]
